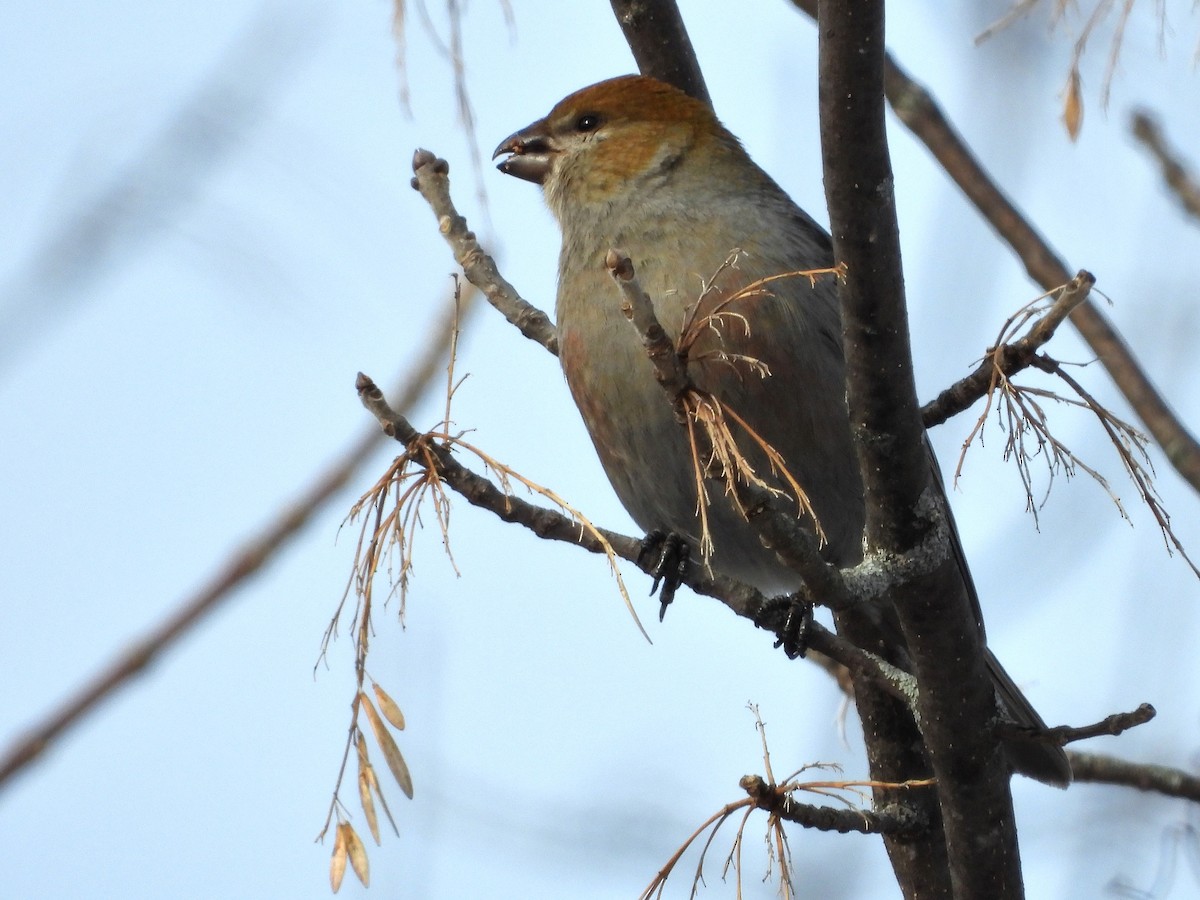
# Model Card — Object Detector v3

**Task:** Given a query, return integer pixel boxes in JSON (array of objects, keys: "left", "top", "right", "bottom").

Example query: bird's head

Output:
[{"left": 493, "top": 75, "right": 742, "bottom": 222}]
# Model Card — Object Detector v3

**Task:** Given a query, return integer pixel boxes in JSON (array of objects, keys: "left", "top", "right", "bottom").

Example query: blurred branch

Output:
[
  {"left": 0, "top": 5, "right": 325, "bottom": 375},
  {"left": 397, "top": 0, "right": 513, "bottom": 218},
  {"left": 975, "top": 0, "right": 1147, "bottom": 121},
  {"left": 787, "top": 0, "right": 1200, "bottom": 497},
  {"left": 1132, "top": 111, "right": 1200, "bottom": 223},
  {"left": 1069, "top": 750, "right": 1200, "bottom": 802},
  {"left": 0, "top": 295, "right": 472, "bottom": 792},
  {"left": 607, "top": 0, "right": 710, "bottom": 105}
]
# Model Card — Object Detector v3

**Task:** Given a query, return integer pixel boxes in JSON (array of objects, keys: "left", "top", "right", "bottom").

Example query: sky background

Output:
[{"left": 3, "top": 1, "right": 1200, "bottom": 898}]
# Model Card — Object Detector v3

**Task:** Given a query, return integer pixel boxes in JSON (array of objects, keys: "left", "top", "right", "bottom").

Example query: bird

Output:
[{"left": 493, "top": 74, "right": 1070, "bottom": 786}]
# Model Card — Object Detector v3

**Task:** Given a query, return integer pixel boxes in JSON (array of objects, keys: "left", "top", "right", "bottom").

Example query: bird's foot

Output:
[
  {"left": 755, "top": 593, "right": 813, "bottom": 660},
  {"left": 638, "top": 530, "right": 691, "bottom": 621}
]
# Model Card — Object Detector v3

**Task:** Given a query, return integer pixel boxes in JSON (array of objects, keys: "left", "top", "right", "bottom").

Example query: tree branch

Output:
[
  {"left": 740, "top": 774, "right": 929, "bottom": 836},
  {"left": 354, "top": 370, "right": 917, "bottom": 699},
  {"left": 1131, "top": 110, "right": 1200, "bottom": 223},
  {"left": 921, "top": 270, "right": 1094, "bottom": 428},
  {"left": 881, "top": 46, "right": 1200, "bottom": 495},
  {"left": 787, "top": 0, "right": 1200, "bottom": 497},
  {"left": 607, "top": 0, "right": 710, "bottom": 105},
  {"left": 1068, "top": 751, "right": 1200, "bottom": 802},
  {"left": 1042, "top": 702, "right": 1156, "bottom": 745},
  {"left": 410, "top": 149, "right": 559, "bottom": 355},
  {"left": 818, "top": 2, "right": 1022, "bottom": 896}
]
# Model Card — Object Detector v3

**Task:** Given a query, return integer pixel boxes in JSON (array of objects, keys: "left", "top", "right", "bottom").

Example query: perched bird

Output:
[{"left": 493, "top": 74, "right": 1070, "bottom": 786}]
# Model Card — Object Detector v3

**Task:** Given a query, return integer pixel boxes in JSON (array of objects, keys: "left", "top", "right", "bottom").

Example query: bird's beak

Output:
[{"left": 493, "top": 119, "right": 555, "bottom": 185}]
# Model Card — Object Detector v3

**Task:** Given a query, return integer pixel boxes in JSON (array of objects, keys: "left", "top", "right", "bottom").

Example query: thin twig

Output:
[
  {"left": 922, "top": 271, "right": 1094, "bottom": 428},
  {"left": 606, "top": 250, "right": 846, "bottom": 609},
  {"left": 410, "top": 149, "right": 559, "bottom": 354},
  {"left": 1042, "top": 702, "right": 1156, "bottom": 745}
]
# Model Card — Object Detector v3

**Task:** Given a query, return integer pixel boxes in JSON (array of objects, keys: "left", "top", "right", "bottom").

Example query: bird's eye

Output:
[{"left": 574, "top": 114, "right": 602, "bottom": 133}]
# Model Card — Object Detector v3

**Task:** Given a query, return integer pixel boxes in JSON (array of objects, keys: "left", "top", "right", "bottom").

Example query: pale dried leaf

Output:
[
  {"left": 365, "top": 762, "right": 401, "bottom": 837},
  {"left": 1062, "top": 67, "right": 1083, "bottom": 141},
  {"left": 358, "top": 770, "right": 381, "bottom": 845},
  {"left": 343, "top": 822, "right": 371, "bottom": 887},
  {"left": 372, "top": 682, "right": 406, "bottom": 730},
  {"left": 361, "top": 693, "right": 414, "bottom": 799},
  {"left": 330, "top": 823, "right": 348, "bottom": 893}
]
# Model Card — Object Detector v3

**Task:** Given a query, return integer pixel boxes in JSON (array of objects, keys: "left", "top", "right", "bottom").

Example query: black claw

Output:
[
  {"left": 750, "top": 591, "right": 815, "bottom": 660},
  {"left": 637, "top": 530, "right": 691, "bottom": 621},
  {"left": 773, "top": 595, "right": 813, "bottom": 659}
]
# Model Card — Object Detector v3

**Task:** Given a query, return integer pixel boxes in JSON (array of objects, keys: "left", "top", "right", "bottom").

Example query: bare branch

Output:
[
  {"left": 1132, "top": 111, "right": 1200, "bottom": 223},
  {"left": 410, "top": 149, "right": 559, "bottom": 354},
  {"left": 352, "top": 369, "right": 923, "bottom": 703},
  {"left": 739, "top": 774, "right": 929, "bottom": 836},
  {"left": 1042, "top": 702, "right": 1157, "bottom": 745},
  {"left": 1068, "top": 750, "right": 1200, "bottom": 802},
  {"left": 922, "top": 271, "right": 1094, "bottom": 428},
  {"left": 819, "top": 3, "right": 1023, "bottom": 894},
  {"left": 605, "top": 250, "right": 847, "bottom": 609},
  {"left": 355, "top": 371, "right": 747, "bottom": 591},
  {"left": 788, "top": 0, "right": 1200, "bottom": 496},
  {"left": 942, "top": 276, "right": 1191, "bottom": 565}
]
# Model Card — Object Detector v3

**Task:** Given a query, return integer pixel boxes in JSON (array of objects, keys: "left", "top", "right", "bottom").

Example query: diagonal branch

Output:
[
  {"left": 605, "top": 250, "right": 846, "bottom": 609},
  {"left": 881, "top": 45, "right": 1200, "bottom": 495},
  {"left": 922, "top": 271, "right": 1094, "bottom": 428},
  {"left": 0, "top": 296, "right": 473, "bottom": 792},
  {"left": 410, "top": 149, "right": 559, "bottom": 355},
  {"left": 787, "top": 0, "right": 1200, "bottom": 496},
  {"left": 1131, "top": 111, "right": 1200, "bottom": 223},
  {"left": 354, "top": 371, "right": 910, "bottom": 699}
]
